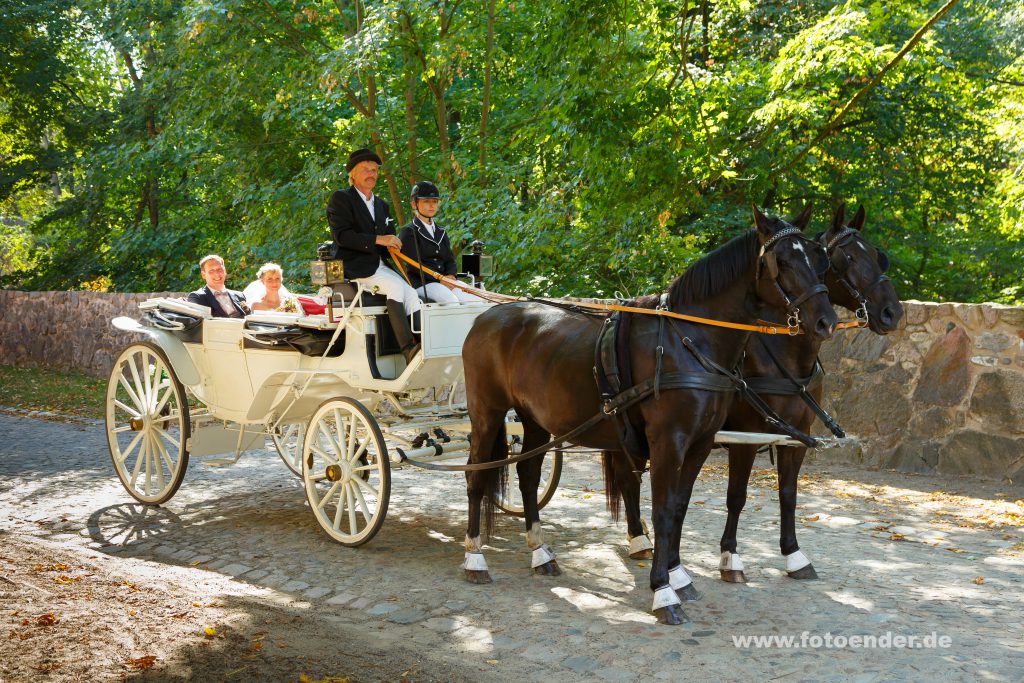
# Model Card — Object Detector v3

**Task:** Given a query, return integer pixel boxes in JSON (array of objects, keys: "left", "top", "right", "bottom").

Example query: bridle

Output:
[
  {"left": 757, "top": 227, "right": 830, "bottom": 335},
  {"left": 821, "top": 227, "right": 891, "bottom": 326}
]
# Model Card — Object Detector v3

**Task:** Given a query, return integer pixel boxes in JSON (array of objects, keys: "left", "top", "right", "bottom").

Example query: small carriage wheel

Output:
[
  {"left": 494, "top": 441, "right": 563, "bottom": 517},
  {"left": 105, "top": 342, "right": 190, "bottom": 505},
  {"left": 271, "top": 422, "right": 305, "bottom": 478},
  {"left": 302, "top": 397, "right": 390, "bottom": 547}
]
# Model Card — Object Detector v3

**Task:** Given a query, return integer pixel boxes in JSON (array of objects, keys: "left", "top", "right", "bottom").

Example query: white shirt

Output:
[
  {"left": 419, "top": 218, "right": 435, "bottom": 238},
  {"left": 358, "top": 190, "right": 375, "bottom": 221}
]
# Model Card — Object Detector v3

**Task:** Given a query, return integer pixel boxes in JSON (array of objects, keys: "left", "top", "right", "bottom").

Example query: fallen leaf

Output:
[
  {"left": 485, "top": 659, "right": 499, "bottom": 664},
  {"left": 973, "top": 576, "right": 984, "bottom": 585},
  {"left": 203, "top": 627, "right": 216, "bottom": 638},
  {"left": 52, "top": 575, "right": 80, "bottom": 584},
  {"left": 127, "top": 655, "right": 157, "bottom": 671},
  {"left": 192, "top": 602, "right": 202, "bottom": 607},
  {"left": 889, "top": 533, "right": 906, "bottom": 541},
  {"left": 35, "top": 613, "right": 59, "bottom": 626},
  {"left": 804, "top": 515, "right": 820, "bottom": 522}
]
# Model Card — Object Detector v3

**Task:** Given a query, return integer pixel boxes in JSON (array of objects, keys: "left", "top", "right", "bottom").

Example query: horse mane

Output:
[{"left": 667, "top": 230, "right": 758, "bottom": 308}]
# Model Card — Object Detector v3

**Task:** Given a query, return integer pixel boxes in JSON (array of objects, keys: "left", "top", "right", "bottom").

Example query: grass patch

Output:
[{"left": 0, "top": 364, "right": 106, "bottom": 420}]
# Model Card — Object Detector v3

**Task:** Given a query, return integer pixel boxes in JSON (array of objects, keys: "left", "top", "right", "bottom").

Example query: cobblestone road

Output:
[{"left": 1, "top": 413, "right": 1022, "bottom": 682}]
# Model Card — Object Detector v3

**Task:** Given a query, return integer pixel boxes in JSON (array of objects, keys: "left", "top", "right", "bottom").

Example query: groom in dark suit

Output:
[
  {"left": 326, "top": 148, "right": 422, "bottom": 363},
  {"left": 186, "top": 254, "right": 249, "bottom": 318}
]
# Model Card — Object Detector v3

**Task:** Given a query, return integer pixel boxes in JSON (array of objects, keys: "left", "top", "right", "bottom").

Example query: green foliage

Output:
[{"left": 1, "top": 0, "right": 1021, "bottom": 303}]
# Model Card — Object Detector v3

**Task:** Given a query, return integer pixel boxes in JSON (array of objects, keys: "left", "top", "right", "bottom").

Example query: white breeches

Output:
[
  {"left": 413, "top": 281, "right": 481, "bottom": 304},
  {"left": 355, "top": 263, "right": 422, "bottom": 315}
]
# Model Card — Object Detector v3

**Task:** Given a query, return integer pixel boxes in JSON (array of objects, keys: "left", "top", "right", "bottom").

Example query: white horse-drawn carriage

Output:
[{"left": 105, "top": 282, "right": 562, "bottom": 546}]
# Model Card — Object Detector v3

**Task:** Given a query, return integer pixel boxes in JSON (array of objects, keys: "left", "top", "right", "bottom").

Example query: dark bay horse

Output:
[
  {"left": 604, "top": 203, "right": 904, "bottom": 582},
  {"left": 460, "top": 206, "right": 838, "bottom": 625}
]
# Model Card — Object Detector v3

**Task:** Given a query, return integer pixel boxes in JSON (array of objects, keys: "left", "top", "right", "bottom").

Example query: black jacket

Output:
[
  {"left": 326, "top": 186, "right": 395, "bottom": 279},
  {"left": 398, "top": 218, "right": 457, "bottom": 290},
  {"left": 186, "top": 286, "right": 249, "bottom": 318}
]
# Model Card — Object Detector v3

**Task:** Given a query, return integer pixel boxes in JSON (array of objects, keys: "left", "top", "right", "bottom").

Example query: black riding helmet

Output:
[{"left": 410, "top": 180, "right": 441, "bottom": 200}]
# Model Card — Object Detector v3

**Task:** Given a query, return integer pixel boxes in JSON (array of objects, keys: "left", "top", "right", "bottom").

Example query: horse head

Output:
[
  {"left": 752, "top": 204, "right": 837, "bottom": 342},
  {"left": 820, "top": 204, "right": 904, "bottom": 335}
]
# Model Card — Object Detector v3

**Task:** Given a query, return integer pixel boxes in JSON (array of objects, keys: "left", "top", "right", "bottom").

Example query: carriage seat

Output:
[{"left": 138, "top": 297, "right": 209, "bottom": 343}]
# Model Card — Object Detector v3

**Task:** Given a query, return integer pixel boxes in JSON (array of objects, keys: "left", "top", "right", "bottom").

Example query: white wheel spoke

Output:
[
  {"left": 344, "top": 414, "right": 358, "bottom": 459},
  {"left": 153, "top": 382, "right": 175, "bottom": 415},
  {"left": 152, "top": 434, "right": 167, "bottom": 492},
  {"left": 113, "top": 399, "right": 141, "bottom": 419},
  {"left": 331, "top": 485, "right": 346, "bottom": 531},
  {"left": 117, "top": 431, "right": 145, "bottom": 465},
  {"left": 118, "top": 372, "right": 145, "bottom": 414},
  {"left": 112, "top": 424, "right": 135, "bottom": 435},
  {"left": 153, "top": 433, "right": 175, "bottom": 473},
  {"left": 352, "top": 475, "right": 380, "bottom": 499},
  {"left": 155, "top": 427, "right": 181, "bottom": 450},
  {"left": 309, "top": 472, "right": 329, "bottom": 482},
  {"left": 346, "top": 483, "right": 358, "bottom": 534},
  {"left": 311, "top": 443, "right": 340, "bottom": 466},
  {"left": 316, "top": 482, "right": 341, "bottom": 510},
  {"left": 128, "top": 435, "right": 147, "bottom": 487},
  {"left": 352, "top": 462, "right": 376, "bottom": 474},
  {"left": 352, "top": 480, "right": 373, "bottom": 519},
  {"left": 143, "top": 434, "right": 153, "bottom": 495},
  {"left": 318, "top": 420, "right": 344, "bottom": 458}
]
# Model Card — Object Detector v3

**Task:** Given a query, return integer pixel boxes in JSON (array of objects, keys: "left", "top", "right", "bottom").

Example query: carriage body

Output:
[{"left": 104, "top": 289, "right": 556, "bottom": 546}]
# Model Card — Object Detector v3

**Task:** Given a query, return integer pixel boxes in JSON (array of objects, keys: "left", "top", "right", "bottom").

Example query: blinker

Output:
[{"left": 761, "top": 251, "right": 778, "bottom": 280}]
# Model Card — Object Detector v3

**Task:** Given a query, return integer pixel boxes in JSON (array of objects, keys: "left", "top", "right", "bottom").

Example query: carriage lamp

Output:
[
  {"left": 461, "top": 240, "right": 494, "bottom": 283},
  {"left": 310, "top": 241, "right": 345, "bottom": 288}
]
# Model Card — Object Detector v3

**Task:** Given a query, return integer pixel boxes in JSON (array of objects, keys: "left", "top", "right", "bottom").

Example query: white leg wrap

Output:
[
  {"left": 652, "top": 585, "right": 682, "bottom": 610},
  {"left": 530, "top": 544, "right": 556, "bottom": 568},
  {"left": 719, "top": 551, "right": 744, "bottom": 572},
  {"left": 668, "top": 565, "right": 693, "bottom": 590},
  {"left": 628, "top": 534, "right": 654, "bottom": 555},
  {"left": 785, "top": 549, "right": 812, "bottom": 572},
  {"left": 463, "top": 552, "right": 489, "bottom": 572}
]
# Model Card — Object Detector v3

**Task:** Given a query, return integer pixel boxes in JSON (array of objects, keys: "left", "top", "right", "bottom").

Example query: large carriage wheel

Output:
[
  {"left": 105, "top": 342, "right": 190, "bottom": 504},
  {"left": 494, "top": 436, "right": 563, "bottom": 518},
  {"left": 302, "top": 398, "right": 390, "bottom": 546},
  {"left": 271, "top": 422, "right": 305, "bottom": 477}
]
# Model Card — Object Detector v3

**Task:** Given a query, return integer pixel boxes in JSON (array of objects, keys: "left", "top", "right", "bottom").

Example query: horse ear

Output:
[
  {"left": 850, "top": 204, "right": 866, "bottom": 231},
  {"left": 752, "top": 204, "right": 771, "bottom": 236},
  {"left": 792, "top": 203, "right": 813, "bottom": 231},
  {"left": 830, "top": 203, "right": 847, "bottom": 233}
]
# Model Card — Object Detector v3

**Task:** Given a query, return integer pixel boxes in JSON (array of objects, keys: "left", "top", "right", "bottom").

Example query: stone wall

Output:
[
  {"left": 814, "top": 301, "right": 1024, "bottom": 482},
  {"left": 0, "top": 290, "right": 182, "bottom": 378},
  {"left": 1, "top": 290, "right": 1022, "bottom": 480}
]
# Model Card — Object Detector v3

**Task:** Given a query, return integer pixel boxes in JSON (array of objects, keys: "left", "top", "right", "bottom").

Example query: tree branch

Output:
[{"left": 770, "top": 0, "right": 961, "bottom": 179}]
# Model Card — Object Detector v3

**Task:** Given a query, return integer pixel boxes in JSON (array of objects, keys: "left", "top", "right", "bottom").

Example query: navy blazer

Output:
[
  {"left": 186, "top": 286, "right": 249, "bottom": 318},
  {"left": 326, "top": 186, "right": 395, "bottom": 279},
  {"left": 398, "top": 218, "right": 458, "bottom": 288}
]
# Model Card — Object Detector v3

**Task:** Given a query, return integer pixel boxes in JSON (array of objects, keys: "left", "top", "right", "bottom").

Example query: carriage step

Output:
[{"left": 200, "top": 457, "right": 241, "bottom": 467}]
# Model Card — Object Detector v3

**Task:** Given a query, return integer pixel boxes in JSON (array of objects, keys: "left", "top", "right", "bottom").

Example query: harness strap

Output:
[
  {"left": 666, "top": 320, "right": 821, "bottom": 449},
  {"left": 751, "top": 337, "right": 846, "bottom": 439}
]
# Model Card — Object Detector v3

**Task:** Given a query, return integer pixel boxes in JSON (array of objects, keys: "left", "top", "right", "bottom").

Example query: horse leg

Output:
[
  {"left": 777, "top": 445, "right": 817, "bottom": 579},
  {"left": 648, "top": 434, "right": 712, "bottom": 624},
  {"left": 602, "top": 450, "right": 653, "bottom": 559},
  {"left": 519, "top": 418, "right": 560, "bottom": 576},
  {"left": 463, "top": 409, "right": 506, "bottom": 584},
  {"left": 719, "top": 444, "right": 756, "bottom": 583}
]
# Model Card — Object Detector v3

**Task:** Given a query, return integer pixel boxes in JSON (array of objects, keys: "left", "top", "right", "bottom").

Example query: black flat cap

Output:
[{"left": 346, "top": 148, "right": 382, "bottom": 171}]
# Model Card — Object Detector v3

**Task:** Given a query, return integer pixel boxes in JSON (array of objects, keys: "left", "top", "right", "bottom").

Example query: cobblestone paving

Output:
[{"left": 2, "top": 413, "right": 1022, "bottom": 682}]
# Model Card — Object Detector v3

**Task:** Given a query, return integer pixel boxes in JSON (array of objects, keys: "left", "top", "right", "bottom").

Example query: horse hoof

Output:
[
  {"left": 653, "top": 604, "right": 690, "bottom": 625},
  {"left": 788, "top": 564, "right": 818, "bottom": 580},
  {"left": 629, "top": 549, "right": 654, "bottom": 560},
  {"left": 676, "top": 583, "right": 702, "bottom": 602},
  {"left": 534, "top": 560, "right": 562, "bottom": 576},
  {"left": 465, "top": 569, "right": 492, "bottom": 584},
  {"left": 720, "top": 569, "right": 747, "bottom": 583}
]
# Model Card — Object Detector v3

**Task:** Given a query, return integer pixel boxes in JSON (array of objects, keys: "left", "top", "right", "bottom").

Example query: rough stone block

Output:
[
  {"left": 843, "top": 330, "right": 892, "bottom": 362},
  {"left": 969, "top": 372, "right": 1024, "bottom": 434},
  {"left": 936, "top": 431, "right": 1024, "bottom": 478},
  {"left": 976, "top": 332, "right": 1012, "bottom": 352},
  {"left": 913, "top": 326, "right": 972, "bottom": 406}
]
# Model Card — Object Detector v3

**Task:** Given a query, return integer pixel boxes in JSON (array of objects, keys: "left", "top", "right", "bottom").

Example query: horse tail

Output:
[
  {"left": 482, "top": 422, "right": 507, "bottom": 539},
  {"left": 602, "top": 450, "right": 622, "bottom": 522}
]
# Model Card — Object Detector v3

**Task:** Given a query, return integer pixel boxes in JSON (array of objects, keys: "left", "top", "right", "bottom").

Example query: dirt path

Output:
[{"left": 0, "top": 533, "right": 478, "bottom": 682}]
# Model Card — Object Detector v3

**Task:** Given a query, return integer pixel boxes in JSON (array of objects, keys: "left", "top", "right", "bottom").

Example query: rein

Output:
[{"left": 388, "top": 247, "right": 866, "bottom": 335}]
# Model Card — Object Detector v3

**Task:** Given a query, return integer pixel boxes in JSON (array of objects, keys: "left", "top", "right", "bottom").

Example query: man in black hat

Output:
[
  {"left": 399, "top": 180, "right": 479, "bottom": 303},
  {"left": 326, "top": 148, "right": 421, "bottom": 363}
]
